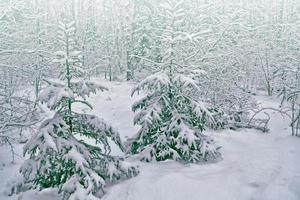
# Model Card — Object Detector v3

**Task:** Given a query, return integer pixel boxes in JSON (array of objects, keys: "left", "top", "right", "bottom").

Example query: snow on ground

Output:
[{"left": 1, "top": 79, "right": 300, "bottom": 200}]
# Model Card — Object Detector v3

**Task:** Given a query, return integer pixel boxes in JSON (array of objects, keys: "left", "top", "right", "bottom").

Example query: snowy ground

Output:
[{"left": 1, "top": 79, "right": 300, "bottom": 200}]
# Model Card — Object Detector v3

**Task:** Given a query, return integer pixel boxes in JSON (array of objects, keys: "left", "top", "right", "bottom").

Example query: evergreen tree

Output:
[
  {"left": 130, "top": 0, "right": 221, "bottom": 163},
  {"left": 17, "top": 20, "right": 138, "bottom": 199}
]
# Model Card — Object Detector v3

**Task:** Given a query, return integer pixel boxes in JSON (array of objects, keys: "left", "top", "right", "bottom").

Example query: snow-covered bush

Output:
[
  {"left": 0, "top": 74, "right": 39, "bottom": 163},
  {"left": 192, "top": 65, "right": 259, "bottom": 131},
  {"left": 15, "top": 20, "right": 138, "bottom": 199},
  {"left": 206, "top": 89, "right": 258, "bottom": 130}
]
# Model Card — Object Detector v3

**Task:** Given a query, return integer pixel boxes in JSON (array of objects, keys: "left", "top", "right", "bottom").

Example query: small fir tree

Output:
[
  {"left": 17, "top": 20, "right": 138, "bottom": 200},
  {"left": 130, "top": 1, "right": 221, "bottom": 163}
]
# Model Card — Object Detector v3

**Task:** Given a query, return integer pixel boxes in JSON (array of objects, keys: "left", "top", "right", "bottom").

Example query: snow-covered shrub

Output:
[
  {"left": 130, "top": 73, "right": 221, "bottom": 163},
  {"left": 224, "top": 90, "right": 258, "bottom": 129},
  {"left": 192, "top": 66, "right": 259, "bottom": 131},
  {"left": 0, "top": 74, "right": 39, "bottom": 163},
  {"left": 207, "top": 89, "right": 258, "bottom": 130},
  {"left": 203, "top": 107, "right": 228, "bottom": 130},
  {"left": 15, "top": 20, "right": 138, "bottom": 199}
]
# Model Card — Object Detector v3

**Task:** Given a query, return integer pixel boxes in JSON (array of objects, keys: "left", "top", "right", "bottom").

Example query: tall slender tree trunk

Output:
[{"left": 65, "top": 31, "right": 73, "bottom": 132}]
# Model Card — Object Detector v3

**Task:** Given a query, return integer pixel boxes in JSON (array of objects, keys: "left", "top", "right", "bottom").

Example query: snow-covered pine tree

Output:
[
  {"left": 130, "top": 0, "right": 221, "bottom": 163},
  {"left": 17, "top": 20, "right": 138, "bottom": 199}
]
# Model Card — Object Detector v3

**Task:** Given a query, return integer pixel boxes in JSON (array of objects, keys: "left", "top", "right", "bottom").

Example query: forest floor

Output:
[{"left": 1, "top": 79, "right": 300, "bottom": 200}]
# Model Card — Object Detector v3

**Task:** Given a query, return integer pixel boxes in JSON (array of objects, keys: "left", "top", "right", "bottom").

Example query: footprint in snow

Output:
[
  {"left": 248, "top": 182, "right": 261, "bottom": 188},
  {"left": 105, "top": 97, "right": 112, "bottom": 101}
]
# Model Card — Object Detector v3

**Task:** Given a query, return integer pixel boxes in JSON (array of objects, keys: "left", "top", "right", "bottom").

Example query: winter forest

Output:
[{"left": 0, "top": 0, "right": 300, "bottom": 199}]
